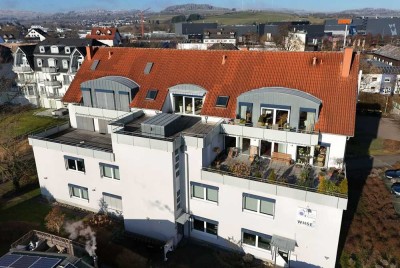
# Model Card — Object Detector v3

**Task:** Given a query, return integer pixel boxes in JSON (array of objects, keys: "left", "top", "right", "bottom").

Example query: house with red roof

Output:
[
  {"left": 86, "top": 27, "right": 122, "bottom": 47},
  {"left": 29, "top": 47, "right": 359, "bottom": 267}
]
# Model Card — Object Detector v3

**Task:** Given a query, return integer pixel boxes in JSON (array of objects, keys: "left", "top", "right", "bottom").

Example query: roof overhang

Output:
[{"left": 271, "top": 234, "right": 296, "bottom": 252}]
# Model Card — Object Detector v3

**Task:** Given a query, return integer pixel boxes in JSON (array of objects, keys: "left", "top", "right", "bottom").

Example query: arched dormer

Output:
[
  {"left": 80, "top": 76, "right": 139, "bottom": 112},
  {"left": 167, "top": 84, "right": 207, "bottom": 115},
  {"left": 237, "top": 87, "right": 322, "bottom": 131}
]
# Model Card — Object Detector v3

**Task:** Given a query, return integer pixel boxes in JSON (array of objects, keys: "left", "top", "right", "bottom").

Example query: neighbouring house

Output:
[
  {"left": 174, "top": 22, "right": 218, "bottom": 36},
  {"left": 203, "top": 28, "right": 237, "bottom": 46},
  {"left": 12, "top": 39, "right": 104, "bottom": 108},
  {"left": 86, "top": 27, "right": 122, "bottom": 47},
  {"left": 25, "top": 28, "right": 48, "bottom": 42},
  {"left": 373, "top": 44, "right": 400, "bottom": 67},
  {"left": 29, "top": 47, "right": 359, "bottom": 267}
]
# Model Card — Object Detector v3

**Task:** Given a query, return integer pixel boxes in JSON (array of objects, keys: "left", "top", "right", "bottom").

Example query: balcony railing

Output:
[
  {"left": 12, "top": 65, "right": 33, "bottom": 73},
  {"left": 41, "top": 67, "right": 59, "bottom": 73},
  {"left": 202, "top": 166, "right": 348, "bottom": 199},
  {"left": 43, "top": 80, "right": 62, "bottom": 87},
  {"left": 16, "top": 78, "right": 35, "bottom": 84}
]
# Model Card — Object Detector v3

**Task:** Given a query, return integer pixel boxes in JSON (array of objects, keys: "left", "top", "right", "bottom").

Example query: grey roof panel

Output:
[
  {"left": 271, "top": 234, "right": 296, "bottom": 252},
  {"left": 374, "top": 44, "right": 400, "bottom": 61},
  {"left": 366, "top": 18, "right": 400, "bottom": 36}
]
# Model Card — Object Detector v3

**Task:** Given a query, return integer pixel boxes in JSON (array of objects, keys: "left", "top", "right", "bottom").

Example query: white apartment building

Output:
[
  {"left": 12, "top": 39, "right": 103, "bottom": 108},
  {"left": 29, "top": 47, "right": 359, "bottom": 267}
]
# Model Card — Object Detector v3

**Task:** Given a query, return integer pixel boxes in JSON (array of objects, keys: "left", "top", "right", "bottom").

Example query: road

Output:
[{"left": 346, "top": 154, "right": 400, "bottom": 170}]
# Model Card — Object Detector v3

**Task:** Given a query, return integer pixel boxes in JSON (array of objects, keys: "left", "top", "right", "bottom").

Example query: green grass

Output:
[
  {"left": 0, "top": 193, "right": 50, "bottom": 223},
  {"left": 149, "top": 11, "right": 324, "bottom": 25},
  {"left": 0, "top": 108, "right": 66, "bottom": 140}
]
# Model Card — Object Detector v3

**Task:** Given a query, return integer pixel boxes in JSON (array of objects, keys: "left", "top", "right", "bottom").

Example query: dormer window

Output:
[
  {"left": 96, "top": 30, "right": 101, "bottom": 35},
  {"left": 145, "top": 89, "right": 158, "bottom": 100},
  {"left": 65, "top": 46, "right": 70, "bottom": 54},
  {"left": 37, "top": 59, "right": 42, "bottom": 67},
  {"left": 50, "top": 46, "right": 59, "bottom": 54},
  {"left": 62, "top": 59, "right": 68, "bottom": 69},
  {"left": 107, "top": 29, "right": 112, "bottom": 35},
  {"left": 39, "top": 46, "right": 45, "bottom": 53}
]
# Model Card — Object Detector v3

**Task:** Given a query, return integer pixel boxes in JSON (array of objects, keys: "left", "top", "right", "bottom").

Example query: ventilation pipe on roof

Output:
[
  {"left": 108, "top": 51, "right": 112, "bottom": 60},
  {"left": 86, "top": 45, "right": 93, "bottom": 61},
  {"left": 342, "top": 47, "right": 354, "bottom": 78},
  {"left": 222, "top": 55, "right": 227, "bottom": 65},
  {"left": 312, "top": 57, "right": 317, "bottom": 66}
]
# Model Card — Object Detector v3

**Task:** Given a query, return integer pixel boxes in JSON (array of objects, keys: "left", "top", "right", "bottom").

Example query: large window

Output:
[
  {"left": 192, "top": 217, "right": 218, "bottom": 236},
  {"left": 299, "top": 108, "right": 316, "bottom": 131},
  {"left": 243, "top": 193, "right": 275, "bottom": 217},
  {"left": 64, "top": 156, "right": 85, "bottom": 172},
  {"left": 261, "top": 106, "right": 290, "bottom": 128},
  {"left": 102, "top": 193, "right": 123, "bottom": 212},
  {"left": 242, "top": 229, "right": 272, "bottom": 250},
  {"left": 174, "top": 95, "right": 203, "bottom": 115},
  {"left": 238, "top": 102, "right": 253, "bottom": 123},
  {"left": 68, "top": 184, "right": 89, "bottom": 200},
  {"left": 99, "top": 163, "right": 120, "bottom": 180},
  {"left": 191, "top": 182, "right": 218, "bottom": 203}
]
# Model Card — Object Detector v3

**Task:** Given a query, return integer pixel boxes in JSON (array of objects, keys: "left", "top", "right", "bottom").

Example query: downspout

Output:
[{"left": 184, "top": 151, "right": 191, "bottom": 238}]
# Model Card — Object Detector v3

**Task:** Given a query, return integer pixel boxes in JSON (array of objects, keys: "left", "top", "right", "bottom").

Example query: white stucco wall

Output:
[{"left": 320, "top": 133, "right": 347, "bottom": 168}]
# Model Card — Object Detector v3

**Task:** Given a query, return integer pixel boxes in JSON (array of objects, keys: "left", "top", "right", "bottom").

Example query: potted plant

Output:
[
  {"left": 257, "top": 114, "right": 266, "bottom": 127},
  {"left": 234, "top": 114, "right": 241, "bottom": 124}
]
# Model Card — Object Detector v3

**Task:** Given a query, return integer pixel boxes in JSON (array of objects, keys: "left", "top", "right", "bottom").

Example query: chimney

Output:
[
  {"left": 222, "top": 55, "right": 227, "bottom": 65},
  {"left": 342, "top": 47, "right": 354, "bottom": 78},
  {"left": 86, "top": 45, "right": 93, "bottom": 61}
]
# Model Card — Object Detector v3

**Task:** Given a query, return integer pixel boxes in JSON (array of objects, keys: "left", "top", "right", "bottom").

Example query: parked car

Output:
[
  {"left": 391, "top": 182, "right": 400, "bottom": 197},
  {"left": 384, "top": 169, "right": 400, "bottom": 180}
]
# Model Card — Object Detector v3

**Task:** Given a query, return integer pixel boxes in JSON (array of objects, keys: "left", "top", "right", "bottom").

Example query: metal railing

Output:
[
  {"left": 223, "top": 121, "right": 320, "bottom": 135},
  {"left": 202, "top": 167, "right": 348, "bottom": 199}
]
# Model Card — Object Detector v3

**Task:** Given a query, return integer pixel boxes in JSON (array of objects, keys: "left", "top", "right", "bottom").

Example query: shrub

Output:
[
  {"left": 45, "top": 206, "right": 65, "bottom": 234},
  {"left": 339, "top": 178, "right": 348, "bottom": 194},
  {"left": 267, "top": 169, "right": 276, "bottom": 181}
]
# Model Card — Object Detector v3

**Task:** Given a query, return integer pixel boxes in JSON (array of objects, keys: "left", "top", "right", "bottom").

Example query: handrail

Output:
[
  {"left": 202, "top": 167, "right": 348, "bottom": 199},
  {"left": 222, "top": 121, "right": 320, "bottom": 135},
  {"left": 114, "top": 129, "right": 177, "bottom": 142}
]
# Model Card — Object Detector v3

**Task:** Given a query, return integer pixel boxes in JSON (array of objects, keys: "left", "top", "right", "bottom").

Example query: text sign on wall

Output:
[{"left": 297, "top": 207, "right": 317, "bottom": 228}]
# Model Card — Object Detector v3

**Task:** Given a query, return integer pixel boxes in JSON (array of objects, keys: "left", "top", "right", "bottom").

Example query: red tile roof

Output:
[
  {"left": 86, "top": 27, "right": 118, "bottom": 40},
  {"left": 63, "top": 48, "right": 359, "bottom": 136}
]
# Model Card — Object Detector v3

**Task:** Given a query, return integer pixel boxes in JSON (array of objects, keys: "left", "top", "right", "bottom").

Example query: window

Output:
[
  {"left": 243, "top": 193, "right": 275, "bottom": 217},
  {"left": 261, "top": 105, "right": 290, "bottom": 128},
  {"left": 62, "top": 59, "right": 68, "bottom": 69},
  {"left": 102, "top": 193, "right": 122, "bottom": 211},
  {"left": 174, "top": 95, "right": 203, "bottom": 115},
  {"left": 65, "top": 46, "right": 70, "bottom": 54},
  {"left": 216, "top": 96, "right": 229, "bottom": 108},
  {"left": 99, "top": 163, "right": 120, "bottom": 180},
  {"left": 372, "top": 77, "right": 378, "bottom": 82},
  {"left": 191, "top": 182, "right": 218, "bottom": 203},
  {"left": 64, "top": 156, "right": 85, "bottom": 172},
  {"left": 48, "top": 58, "right": 57, "bottom": 67},
  {"left": 176, "top": 189, "right": 181, "bottom": 209},
  {"left": 384, "top": 78, "right": 391, "bottom": 82},
  {"left": 50, "top": 46, "right": 59, "bottom": 53},
  {"left": 192, "top": 217, "right": 218, "bottom": 236},
  {"left": 39, "top": 46, "right": 45, "bottom": 53},
  {"left": 146, "top": 89, "right": 158, "bottom": 100},
  {"left": 68, "top": 184, "right": 89, "bottom": 200},
  {"left": 298, "top": 108, "right": 316, "bottom": 131},
  {"left": 242, "top": 229, "right": 272, "bottom": 251},
  {"left": 37, "top": 59, "right": 42, "bottom": 67}
]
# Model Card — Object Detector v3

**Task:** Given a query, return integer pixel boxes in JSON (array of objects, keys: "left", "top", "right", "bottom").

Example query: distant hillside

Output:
[
  {"left": 335, "top": 8, "right": 400, "bottom": 17},
  {"left": 162, "top": 4, "right": 231, "bottom": 13}
]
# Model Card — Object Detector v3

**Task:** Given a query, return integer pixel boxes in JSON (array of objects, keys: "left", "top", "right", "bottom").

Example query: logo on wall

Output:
[
  {"left": 297, "top": 207, "right": 317, "bottom": 228},
  {"left": 389, "top": 24, "right": 397, "bottom": 36}
]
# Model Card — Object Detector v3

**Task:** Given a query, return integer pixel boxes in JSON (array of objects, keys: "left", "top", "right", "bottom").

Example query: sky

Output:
[{"left": 0, "top": 0, "right": 399, "bottom": 13}]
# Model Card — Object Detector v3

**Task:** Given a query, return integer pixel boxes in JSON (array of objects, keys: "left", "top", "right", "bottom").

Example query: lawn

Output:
[
  {"left": 0, "top": 107, "right": 66, "bottom": 140},
  {"left": 346, "top": 136, "right": 400, "bottom": 157}
]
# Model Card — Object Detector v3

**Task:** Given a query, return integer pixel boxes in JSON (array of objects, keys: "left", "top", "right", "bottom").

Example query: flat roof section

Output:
[{"left": 47, "top": 128, "right": 112, "bottom": 152}]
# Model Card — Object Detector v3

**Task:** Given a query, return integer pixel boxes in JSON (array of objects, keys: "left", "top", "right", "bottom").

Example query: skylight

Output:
[
  {"left": 215, "top": 96, "right": 229, "bottom": 108},
  {"left": 146, "top": 89, "right": 158, "bottom": 100}
]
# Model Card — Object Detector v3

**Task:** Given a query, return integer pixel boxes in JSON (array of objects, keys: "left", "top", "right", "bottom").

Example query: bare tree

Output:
[{"left": 272, "top": 23, "right": 305, "bottom": 51}]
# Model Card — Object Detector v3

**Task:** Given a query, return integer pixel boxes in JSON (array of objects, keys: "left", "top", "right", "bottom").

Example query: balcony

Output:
[
  {"left": 16, "top": 78, "right": 35, "bottom": 85},
  {"left": 202, "top": 150, "right": 348, "bottom": 203},
  {"left": 44, "top": 80, "right": 62, "bottom": 87},
  {"left": 221, "top": 122, "right": 319, "bottom": 146},
  {"left": 12, "top": 65, "right": 33, "bottom": 73},
  {"left": 41, "top": 67, "right": 59, "bottom": 73}
]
